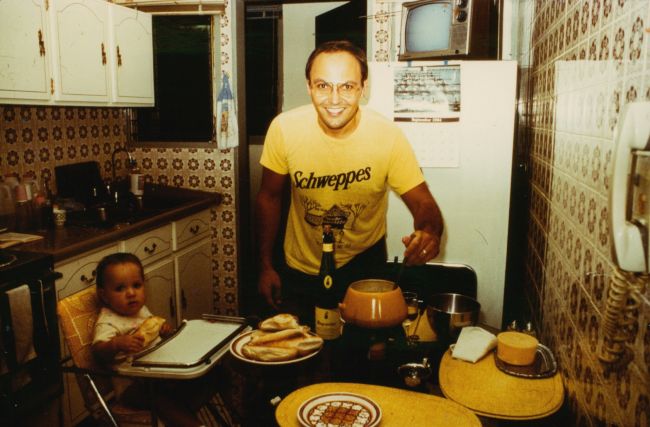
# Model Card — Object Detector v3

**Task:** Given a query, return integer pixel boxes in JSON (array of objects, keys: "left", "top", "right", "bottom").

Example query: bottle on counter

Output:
[{"left": 315, "top": 225, "right": 342, "bottom": 340}]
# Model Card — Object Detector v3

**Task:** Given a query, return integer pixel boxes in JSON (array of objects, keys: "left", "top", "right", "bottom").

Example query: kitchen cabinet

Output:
[
  {"left": 0, "top": 0, "right": 51, "bottom": 102},
  {"left": 176, "top": 239, "right": 212, "bottom": 321},
  {"left": 55, "top": 208, "right": 214, "bottom": 426},
  {"left": 144, "top": 258, "right": 176, "bottom": 326},
  {"left": 0, "top": 0, "right": 154, "bottom": 106},
  {"left": 50, "top": 0, "right": 111, "bottom": 103},
  {"left": 109, "top": 4, "right": 154, "bottom": 104}
]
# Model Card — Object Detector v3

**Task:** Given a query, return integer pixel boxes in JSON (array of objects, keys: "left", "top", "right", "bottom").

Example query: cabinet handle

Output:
[
  {"left": 143, "top": 243, "right": 157, "bottom": 254},
  {"left": 80, "top": 270, "right": 97, "bottom": 284},
  {"left": 117, "top": 46, "right": 122, "bottom": 67},
  {"left": 37, "top": 30, "right": 45, "bottom": 56},
  {"left": 101, "top": 43, "right": 106, "bottom": 65},
  {"left": 190, "top": 225, "right": 200, "bottom": 234},
  {"left": 181, "top": 290, "right": 187, "bottom": 310}
]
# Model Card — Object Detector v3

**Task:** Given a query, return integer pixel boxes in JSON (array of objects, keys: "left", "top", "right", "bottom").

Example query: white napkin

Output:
[
  {"left": 451, "top": 326, "right": 497, "bottom": 363},
  {"left": 6, "top": 285, "right": 37, "bottom": 364}
]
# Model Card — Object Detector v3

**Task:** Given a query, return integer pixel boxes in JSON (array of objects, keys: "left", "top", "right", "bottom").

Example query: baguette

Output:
[
  {"left": 259, "top": 313, "right": 300, "bottom": 331},
  {"left": 248, "top": 327, "right": 306, "bottom": 346},
  {"left": 242, "top": 345, "right": 299, "bottom": 362}
]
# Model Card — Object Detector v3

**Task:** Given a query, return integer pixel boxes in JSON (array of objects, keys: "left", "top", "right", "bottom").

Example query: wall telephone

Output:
[
  {"left": 599, "top": 101, "right": 650, "bottom": 365},
  {"left": 610, "top": 101, "right": 650, "bottom": 273}
]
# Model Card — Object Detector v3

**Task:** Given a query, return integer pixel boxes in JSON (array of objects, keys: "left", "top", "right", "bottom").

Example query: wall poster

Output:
[{"left": 393, "top": 65, "right": 461, "bottom": 123}]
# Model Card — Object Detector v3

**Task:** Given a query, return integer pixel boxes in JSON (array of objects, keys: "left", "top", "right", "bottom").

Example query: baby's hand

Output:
[
  {"left": 159, "top": 322, "right": 174, "bottom": 338},
  {"left": 113, "top": 334, "right": 145, "bottom": 354}
]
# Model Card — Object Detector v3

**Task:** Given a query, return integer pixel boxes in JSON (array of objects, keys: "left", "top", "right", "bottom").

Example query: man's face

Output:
[{"left": 307, "top": 51, "right": 365, "bottom": 138}]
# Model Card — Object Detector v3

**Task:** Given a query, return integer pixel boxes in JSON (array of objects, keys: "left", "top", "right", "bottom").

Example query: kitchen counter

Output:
[{"left": 18, "top": 184, "right": 221, "bottom": 262}]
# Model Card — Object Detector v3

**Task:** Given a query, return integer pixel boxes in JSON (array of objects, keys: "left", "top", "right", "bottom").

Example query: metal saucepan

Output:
[{"left": 426, "top": 293, "right": 480, "bottom": 342}]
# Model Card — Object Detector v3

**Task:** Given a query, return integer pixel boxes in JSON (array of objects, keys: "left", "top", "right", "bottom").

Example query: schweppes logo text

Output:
[{"left": 294, "top": 167, "right": 371, "bottom": 191}]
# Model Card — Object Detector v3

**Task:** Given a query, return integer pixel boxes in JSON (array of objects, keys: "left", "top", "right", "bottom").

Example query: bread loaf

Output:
[
  {"left": 259, "top": 313, "right": 300, "bottom": 331},
  {"left": 496, "top": 331, "right": 538, "bottom": 366},
  {"left": 134, "top": 316, "right": 166, "bottom": 348},
  {"left": 241, "top": 315, "right": 323, "bottom": 362}
]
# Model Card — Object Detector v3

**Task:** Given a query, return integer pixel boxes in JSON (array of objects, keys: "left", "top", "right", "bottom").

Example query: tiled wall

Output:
[
  {"left": 0, "top": 2, "right": 239, "bottom": 316},
  {"left": 516, "top": 1, "right": 648, "bottom": 425}
]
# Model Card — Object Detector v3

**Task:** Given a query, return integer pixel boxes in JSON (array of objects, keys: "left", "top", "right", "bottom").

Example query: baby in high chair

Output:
[{"left": 92, "top": 252, "right": 210, "bottom": 427}]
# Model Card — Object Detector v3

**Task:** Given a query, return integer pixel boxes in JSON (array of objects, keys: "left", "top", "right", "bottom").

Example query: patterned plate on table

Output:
[{"left": 297, "top": 392, "right": 382, "bottom": 427}]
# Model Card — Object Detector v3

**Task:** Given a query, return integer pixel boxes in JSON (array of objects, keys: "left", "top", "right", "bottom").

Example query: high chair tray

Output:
[{"left": 117, "top": 316, "right": 249, "bottom": 379}]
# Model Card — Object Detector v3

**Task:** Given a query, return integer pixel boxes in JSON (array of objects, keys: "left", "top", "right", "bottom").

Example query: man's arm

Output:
[
  {"left": 255, "top": 167, "right": 289, "bottom": 308},
  {"left": 400, "top": 182, "right": 444, "bottom": 265}
]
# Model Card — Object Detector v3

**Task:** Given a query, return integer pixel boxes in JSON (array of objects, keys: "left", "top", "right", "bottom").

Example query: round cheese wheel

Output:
[{"left": 496, "top": 331, "right": 539, "bottom": 366}]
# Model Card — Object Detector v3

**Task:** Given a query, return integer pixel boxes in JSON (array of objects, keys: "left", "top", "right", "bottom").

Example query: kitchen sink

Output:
[{"left": 64, "top": 183, "right": 202, "bottom": 229}]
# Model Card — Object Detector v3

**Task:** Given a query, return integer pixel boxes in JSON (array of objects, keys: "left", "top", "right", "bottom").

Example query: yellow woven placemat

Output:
[
  {"left": 438, "top": 350, "right": 564, "bottom": 420},
  {"left": 275, "top": 382, "right": 481, "bottom": 427}
]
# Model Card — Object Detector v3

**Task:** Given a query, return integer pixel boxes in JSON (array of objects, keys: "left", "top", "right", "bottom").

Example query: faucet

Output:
[{"left": 111, "top": 147, "right": 136, "bottom": 183}]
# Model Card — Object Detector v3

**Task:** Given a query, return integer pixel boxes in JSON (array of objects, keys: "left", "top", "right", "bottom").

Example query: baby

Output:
[{"left": 92, "top": 252, "right": 206, "bottom": 427}]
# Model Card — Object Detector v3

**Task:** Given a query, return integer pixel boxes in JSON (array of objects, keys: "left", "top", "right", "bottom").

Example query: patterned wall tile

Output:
[{"left": 509, "top": 0, "right": 650, "bottom": 425}]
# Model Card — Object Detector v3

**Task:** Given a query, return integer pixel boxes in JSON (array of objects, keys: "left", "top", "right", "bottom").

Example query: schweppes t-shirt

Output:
[{"left": 260, "top": 105, "right": 424, "bottom": 275}]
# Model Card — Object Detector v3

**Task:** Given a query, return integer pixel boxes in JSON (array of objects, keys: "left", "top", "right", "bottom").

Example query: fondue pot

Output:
[{"left": 338, "top": 279, "right": 407, "bottom": 329}]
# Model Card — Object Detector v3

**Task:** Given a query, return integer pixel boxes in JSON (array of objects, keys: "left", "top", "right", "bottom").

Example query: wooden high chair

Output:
[{"left": 57, "top": 285, "right": 231, "bottom": 427}]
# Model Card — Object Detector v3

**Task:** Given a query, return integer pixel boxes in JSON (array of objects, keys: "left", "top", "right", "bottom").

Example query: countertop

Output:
[{"left": 16, "top": 184, "right": 221, "bottom": 263}]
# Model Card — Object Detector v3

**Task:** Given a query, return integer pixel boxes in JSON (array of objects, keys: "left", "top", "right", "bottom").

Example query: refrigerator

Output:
[{"left": 366, "top": 61, "right": 518, "bottom": 328}]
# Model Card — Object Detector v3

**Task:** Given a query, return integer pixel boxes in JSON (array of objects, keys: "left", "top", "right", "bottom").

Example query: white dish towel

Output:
[
  {"left": 6, "top": 285, "right": 37, "bottom": 364},
  {"left": 451, "top": 326, "right": 497, "bottom": 363}
]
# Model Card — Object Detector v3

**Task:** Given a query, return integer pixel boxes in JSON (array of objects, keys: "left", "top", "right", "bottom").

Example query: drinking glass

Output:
[{"left": 401, "top": 291, "right": 420, "bottom": 344}]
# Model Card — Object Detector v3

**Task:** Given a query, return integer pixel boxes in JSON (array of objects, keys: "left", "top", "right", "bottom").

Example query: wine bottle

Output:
[{"left": 315, "top": 225, "right": 342, "bottom": 340}]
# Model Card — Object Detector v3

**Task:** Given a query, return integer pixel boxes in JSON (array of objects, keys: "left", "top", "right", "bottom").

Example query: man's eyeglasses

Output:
[{"left": 311, "top": 81, "right": 361, "bottom": 98}]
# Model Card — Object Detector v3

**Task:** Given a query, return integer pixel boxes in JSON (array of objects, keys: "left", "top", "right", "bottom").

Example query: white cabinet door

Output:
[
  {"left": 109, "top": 4, "right": 154, "bottom": 105},
  {"left": 144, "top": 258, "right": 176, "bottom": 327},
  {"left": 0, "top": 0, "right": 51, "bottom": 102},
  {"left": 176, "top": 239, "right": 213, "bottom": 321},
  {"left": 50, "top": 0, "right": 110, "bottom": 103}
]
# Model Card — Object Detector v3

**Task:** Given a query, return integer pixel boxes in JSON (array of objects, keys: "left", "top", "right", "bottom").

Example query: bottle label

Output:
[
  {"left": 315, "top": 306, "right": 341, "bottom": 340},
  {"left": 322, "top": 274, "right": 333, "bottom": 289},
  {"left": 323, "top": 243, "right": 333, "bottom": 252}
]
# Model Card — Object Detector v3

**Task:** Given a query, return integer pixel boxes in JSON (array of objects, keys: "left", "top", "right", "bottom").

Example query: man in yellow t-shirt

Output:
[{"left": 256, "top": 41, "right": 443, "bottom": 323}]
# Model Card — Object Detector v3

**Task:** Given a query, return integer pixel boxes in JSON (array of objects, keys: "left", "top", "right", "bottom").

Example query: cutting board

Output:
[
  {"left": 276, "top": 382, "right": 481, "bottom": 427},
  {"left": 438, "top": 349, "right": 564, "bottom": 420}
]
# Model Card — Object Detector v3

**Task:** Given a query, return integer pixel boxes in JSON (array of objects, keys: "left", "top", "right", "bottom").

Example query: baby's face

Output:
[{"left": 99, "top": 262, "right": 146, "bottom": 316}]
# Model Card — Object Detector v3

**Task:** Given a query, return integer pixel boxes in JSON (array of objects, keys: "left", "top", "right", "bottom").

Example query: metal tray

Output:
[{"left": 494, "top": 343, "right": 558, "bottom": 379}]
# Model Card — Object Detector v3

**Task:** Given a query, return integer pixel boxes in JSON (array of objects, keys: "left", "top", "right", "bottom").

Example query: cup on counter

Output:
[{"left": 53, "top": 208, "right": 66, "bottom": 227}]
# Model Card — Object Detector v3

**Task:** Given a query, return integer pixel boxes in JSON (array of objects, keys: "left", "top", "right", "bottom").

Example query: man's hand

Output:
[
  {"left": 258, "top": 267, "right": 282, "bottom": 309},
  {"left": 401, "top": 230, "right": 441, "bottom": 265},
  {"left": 113, "top": 334, "right": 145, "bottom": 354}
]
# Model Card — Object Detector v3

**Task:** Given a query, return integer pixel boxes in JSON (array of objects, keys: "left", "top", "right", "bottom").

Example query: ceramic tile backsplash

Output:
[
  {"left": 0, "top": 2, "right": 239, "bottom": 316},
  {"left": 516, "top": 0, "right": 650, "bottom": 425}
]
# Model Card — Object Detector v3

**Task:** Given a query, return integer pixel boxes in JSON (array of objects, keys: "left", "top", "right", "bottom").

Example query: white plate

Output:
[
  {"left": 229, "top": 330, "right": 322, "bottom": 366},
  {"left": 297, "top": 392, "right": 382, "bottom": 427}
]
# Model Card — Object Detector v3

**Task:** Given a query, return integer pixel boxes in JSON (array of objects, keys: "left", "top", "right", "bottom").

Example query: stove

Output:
[{"left": 0, "top": 249, "right": 63, "bottom": 423}]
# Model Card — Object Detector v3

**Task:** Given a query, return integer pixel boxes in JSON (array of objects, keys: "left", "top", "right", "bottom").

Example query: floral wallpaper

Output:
[
  {"left": 0, "top": 1, "right": 239, "bottom": 316},
  {"left": 370, "top": 0, "right": 649, "bottom": 425}
]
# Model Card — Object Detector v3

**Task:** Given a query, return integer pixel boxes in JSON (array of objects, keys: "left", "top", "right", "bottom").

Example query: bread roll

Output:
[
  {"left": 259, "top": 313, "right": 300, "bottom": 331},
  {"left": 134, "top": 316, "right": 166, "bottom": 348},
  {"left": 249, "top": 327, "right": 305, "bottom": 346}
]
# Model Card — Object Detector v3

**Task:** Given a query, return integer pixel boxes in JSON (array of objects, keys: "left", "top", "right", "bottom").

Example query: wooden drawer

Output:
[
  {"left": 173, "top": 209, "right": 211, "bottom": 250},
  {"left": 55, "top": 244, "right": 119, "bottom": 300},
  {"left": 122, "top": 224, "right": 172, "bottom": 266}
]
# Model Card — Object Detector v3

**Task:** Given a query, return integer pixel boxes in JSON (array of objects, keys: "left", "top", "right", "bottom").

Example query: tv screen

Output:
[{"left": 405, "top": 2, "right": 452, "bottom": 53}]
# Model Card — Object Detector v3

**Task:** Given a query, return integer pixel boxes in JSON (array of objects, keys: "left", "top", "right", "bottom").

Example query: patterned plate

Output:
[{"left": 297, "top": 392, "right": 382, "bottom": 427}]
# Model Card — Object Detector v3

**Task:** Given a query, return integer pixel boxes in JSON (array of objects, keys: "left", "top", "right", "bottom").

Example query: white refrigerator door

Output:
[{"left": 367, "top": 61, "right": 518, "bottom": 328}]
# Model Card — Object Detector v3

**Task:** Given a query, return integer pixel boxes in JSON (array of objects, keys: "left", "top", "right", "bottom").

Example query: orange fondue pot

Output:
[{"left": 338, "top": 279, "right": 408, "bottom": 329}]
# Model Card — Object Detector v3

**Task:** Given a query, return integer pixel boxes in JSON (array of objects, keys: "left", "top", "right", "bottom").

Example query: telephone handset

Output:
[{"left": 609, "top": 101, "right": 650, "bottom": 273}]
